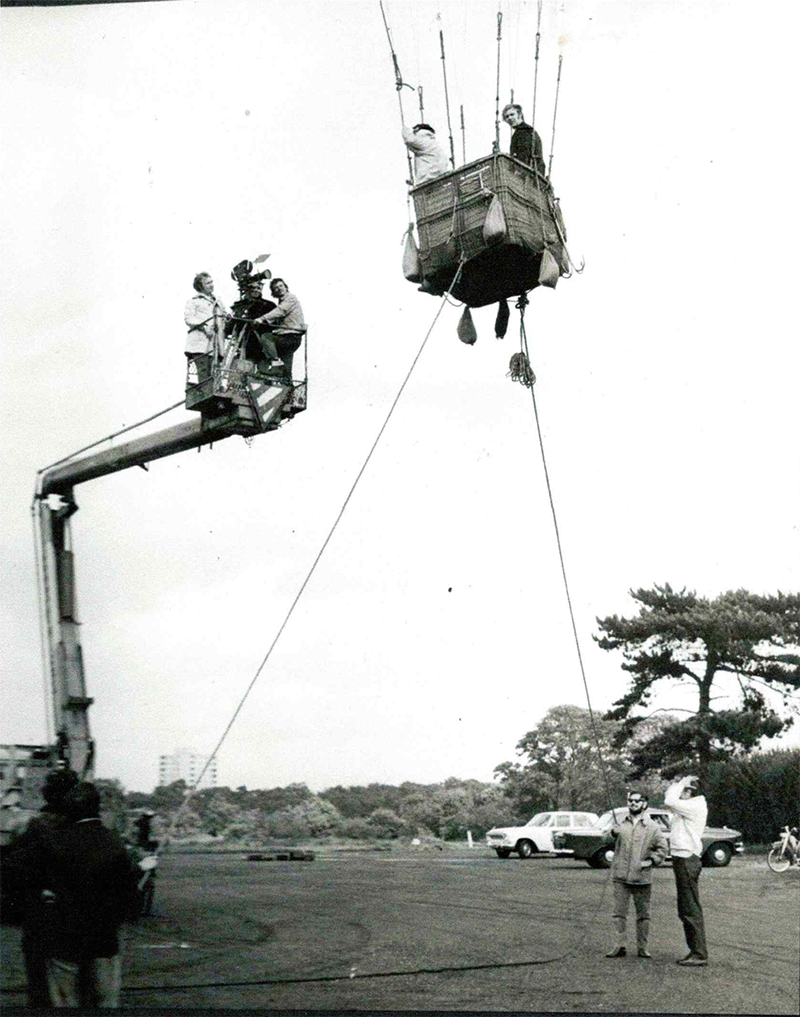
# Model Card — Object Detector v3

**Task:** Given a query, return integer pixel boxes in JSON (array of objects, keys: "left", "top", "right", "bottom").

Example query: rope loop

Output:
[{"left": 508, "top": 351, "right": 536, "bottom": 388}]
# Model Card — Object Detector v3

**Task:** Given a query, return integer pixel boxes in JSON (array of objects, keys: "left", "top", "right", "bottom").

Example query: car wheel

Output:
[
  {"left": 517, "top": 839, "right": 535, "bottom": 859},
  {"left": 703, "top": 843, "right": 732, "bottom": 867},
  {"left": 592, "top": 847, "right": 614, "bottom": 869},
  {"left": 495, "top": 848, "right": 511, "bottom": 859}
]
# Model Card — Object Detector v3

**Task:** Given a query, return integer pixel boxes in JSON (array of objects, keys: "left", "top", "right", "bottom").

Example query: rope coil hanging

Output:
[{"left": 507, "top": 295, "right": 535, "bottom": 386}]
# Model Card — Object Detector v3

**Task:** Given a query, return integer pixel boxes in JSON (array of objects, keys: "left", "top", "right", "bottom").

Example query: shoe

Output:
[
  {"left": 677, "top": 954, "right": 708, "bottom": 967},
  {"left": 637, "top": 948, "right": 652, "bottom": 959},
  {"left": 605, "top": 947, "right": 626, "bottom": 958}
]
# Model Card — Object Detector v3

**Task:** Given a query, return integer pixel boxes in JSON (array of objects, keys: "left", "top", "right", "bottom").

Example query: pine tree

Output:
[{"left": 596, "top": 584, "right": 800, "bottom": 777}]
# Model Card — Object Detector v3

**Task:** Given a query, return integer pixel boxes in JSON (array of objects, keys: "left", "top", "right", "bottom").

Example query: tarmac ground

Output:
[{"left": 1, "top": 846, "right": 798, "bottom": 1013}]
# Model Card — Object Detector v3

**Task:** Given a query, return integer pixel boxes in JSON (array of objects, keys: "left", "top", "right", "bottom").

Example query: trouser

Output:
[
  {"left": 672, "top": 854, "right": 708, "bottom": 959},
  {"left": 45, "top": 952, "right": 122, "bottom": 1008},
  {"left": 22, "top": 933, "right": 50, "bottom": 1009},
  {"left": 257, "top": 331, "right": 280, "bottom": 363},
  {"left": 612, "top": 879, "right": 651, "bottom": 948},
  {"left": 273, "top": 332, "right": 304, "bottom": 381}
]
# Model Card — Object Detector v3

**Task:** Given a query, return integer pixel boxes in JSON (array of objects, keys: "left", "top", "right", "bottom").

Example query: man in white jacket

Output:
[
  {"left": 664, "top": 775, "right": 709, "bottom": 966},
  {"left": 184, "top": 273, "right": 228, "bottom": 385},
  {"left": 402, "top": 124, "right": 450, "bottom": 185}
]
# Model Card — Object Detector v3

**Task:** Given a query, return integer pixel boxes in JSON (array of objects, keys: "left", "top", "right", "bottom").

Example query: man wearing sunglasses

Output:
[{"left": 606, "top": 791, "right": 668, "bottom": 960}]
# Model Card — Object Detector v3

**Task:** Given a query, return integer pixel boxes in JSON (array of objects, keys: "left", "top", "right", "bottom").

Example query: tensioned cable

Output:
[
  {"left": 153, "top": 286, "right": 619, "bottom": 991},
  {"left": 517, "top": 307, "right": 617, "bottom": 812},
  {"left": 163, "top": 261, "right": 467, "bottom": 836},
  {"left": 438, "top": 14, "right": 456, "bottom": 168},
  {"left": 36, "top": 400, "right": 185, "bottom": 476},
  {"left": 547, "top": 52, "right": 563, "bottom": 179},
  {"left": 379, "top": 0, "right": 416, "bottom": 200},
  {"left": 531, "top": 0, "right": 543, "bottom": 144},
  {"left": 493, "top": 8, "right": 503, "bottom": 153}
]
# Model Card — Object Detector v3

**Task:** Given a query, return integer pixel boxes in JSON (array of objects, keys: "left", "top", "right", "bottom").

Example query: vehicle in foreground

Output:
[
  {"left": 551, "top": 807, "right": 744, "bottom": 868},
  {"left": 486, "top": 810, "right": 599, "bottom": 859},
  {"left": 767, "top": 826, "right": 800, "bottom": 873}
]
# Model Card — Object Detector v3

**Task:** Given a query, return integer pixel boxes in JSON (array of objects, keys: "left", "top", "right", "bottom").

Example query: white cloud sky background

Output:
[{"left": 1, "top": 0, "right": 797, "bottom": 794}]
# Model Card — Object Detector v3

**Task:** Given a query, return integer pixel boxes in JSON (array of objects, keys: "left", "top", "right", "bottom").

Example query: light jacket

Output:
[
  {"left": 664, "top": 778, "right": 708, "bottom": 857},
  {"left": 402, "top": 127, "right": 450, "bottom": 185},
  {"left": 260, "top": 292, "right": 306, "bottom": 335},
  {"left": 184, "top": 293, "right": 227, "bottom": 356},
  {"left": 610, "top": 813, "right": 669, "bottom": 885}
]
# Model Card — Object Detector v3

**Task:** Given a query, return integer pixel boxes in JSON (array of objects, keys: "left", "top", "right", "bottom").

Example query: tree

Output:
[
  {"left": 494, "top": 705, "right": 628, "bottom": 817},
  {"left": 319, "top": 783, "right": 404, "bottom": 819},
  {"left": 596, "top": 585, "right": 800, "bottom": 778},
  {"left": 151, "top": 779, "right": 189, "bottom": 812},
  {"left": 703, "top": 748, "right": 800, "bottom": 843},
  {"left": 366, "top": 808, "right": 407, "bottom": 839}
]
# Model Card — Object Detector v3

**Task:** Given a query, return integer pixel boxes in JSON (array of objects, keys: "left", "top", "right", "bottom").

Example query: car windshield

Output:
[
  {"left": 527, "top": 814, "right": 552, "bottom": 827},
  {"left": 597, "top": 809, "right": 628, "bottom": 829}
]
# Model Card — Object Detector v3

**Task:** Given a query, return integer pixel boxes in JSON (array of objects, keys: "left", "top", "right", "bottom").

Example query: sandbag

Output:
[
  {"left": 494, "top": 299, "right": 510, "bottom": 339},
  {"left": 482, "top": 194, "right": 507, "bottom": 245},
  {"left": 402, "top": 229, "right": 422, "bottom": 283},
  {"left": 538, "top": 248, "right": 560, "bottom": 288},
  {"left": 457, "top": 307, "right": 477, "bottom": 345}
]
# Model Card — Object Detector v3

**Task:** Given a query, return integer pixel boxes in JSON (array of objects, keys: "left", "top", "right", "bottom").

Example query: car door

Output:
[{"left": 532, "top": 813, "right": 555, "bottom": 850}]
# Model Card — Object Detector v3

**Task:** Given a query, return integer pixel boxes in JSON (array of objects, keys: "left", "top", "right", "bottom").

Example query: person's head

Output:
[
  {"left": 627, "top": 790, "right": 648, "bottom": 815},
  {"left": 245, "top": 278, "right": 264, "bottom": 298},
  {"left": 680, "top": 776, "right": 699, "bottom": 799},
  {"left": 270, "top": 278, "right": 288, "bottom": 299},
  {"left": 42, "top": 768, "right": 79, "bottom": 811},
  {"left": 63, "top": 781, "right": 101, "bottom": 822},
  {"left": 193, "top": 272, "right": 214, "bottom": 295},
  {"left": 502, "top": 103, "right": 524, "bottom": 128},
  {"left": 412, "top": 123, "right": 435, "bottom": 135}
]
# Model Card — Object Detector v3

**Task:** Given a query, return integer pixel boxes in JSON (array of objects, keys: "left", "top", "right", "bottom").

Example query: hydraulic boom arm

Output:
[{"left": 34, "top": 412, "right": 267, "bottom": 777}]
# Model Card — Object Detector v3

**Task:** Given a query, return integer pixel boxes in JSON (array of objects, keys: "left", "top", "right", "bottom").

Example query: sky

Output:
[{"left": 1, "top": 0, "right": 798, "bottom": 796}]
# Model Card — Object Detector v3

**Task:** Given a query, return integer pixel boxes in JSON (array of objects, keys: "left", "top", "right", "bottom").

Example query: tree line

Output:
[{"left": 109, "top": 742, "right": 797, "bottom": 847}]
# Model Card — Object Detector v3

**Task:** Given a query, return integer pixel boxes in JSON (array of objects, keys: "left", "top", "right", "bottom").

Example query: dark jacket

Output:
[
  {"left": 510, "top": 123, "right": 546, "bottom": 176},
  {"left": 11, "top": 818, "right": 138, "bottom": 961},
  {"left": 610, "top": 814, "right": 669, "bottom": 885},
  {"left": 2, "top": 809, "right": 66, "bottom": 928}
]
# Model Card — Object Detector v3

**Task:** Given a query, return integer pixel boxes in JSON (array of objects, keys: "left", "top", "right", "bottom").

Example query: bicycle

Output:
[{"left": 767, "top": 826, "right": 799, "bottom": 873}]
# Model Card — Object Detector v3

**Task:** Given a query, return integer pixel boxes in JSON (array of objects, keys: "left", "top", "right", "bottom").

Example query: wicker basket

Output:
[{"left": 410, "top": 153, "right": 567, "bottom": 307}]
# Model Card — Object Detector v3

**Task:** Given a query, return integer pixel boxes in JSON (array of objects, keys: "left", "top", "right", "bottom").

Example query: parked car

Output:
[
  {"left": 486, "top": 811, "right": 599, "bottom": 859},
  {"left": 550, "top": 807, "right": 744, "bottom": 868}
]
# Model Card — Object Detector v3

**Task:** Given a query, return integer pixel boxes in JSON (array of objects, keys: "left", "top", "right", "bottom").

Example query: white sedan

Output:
[{"left": 486, "top": 811, "right": 599, "bottom": 859}]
